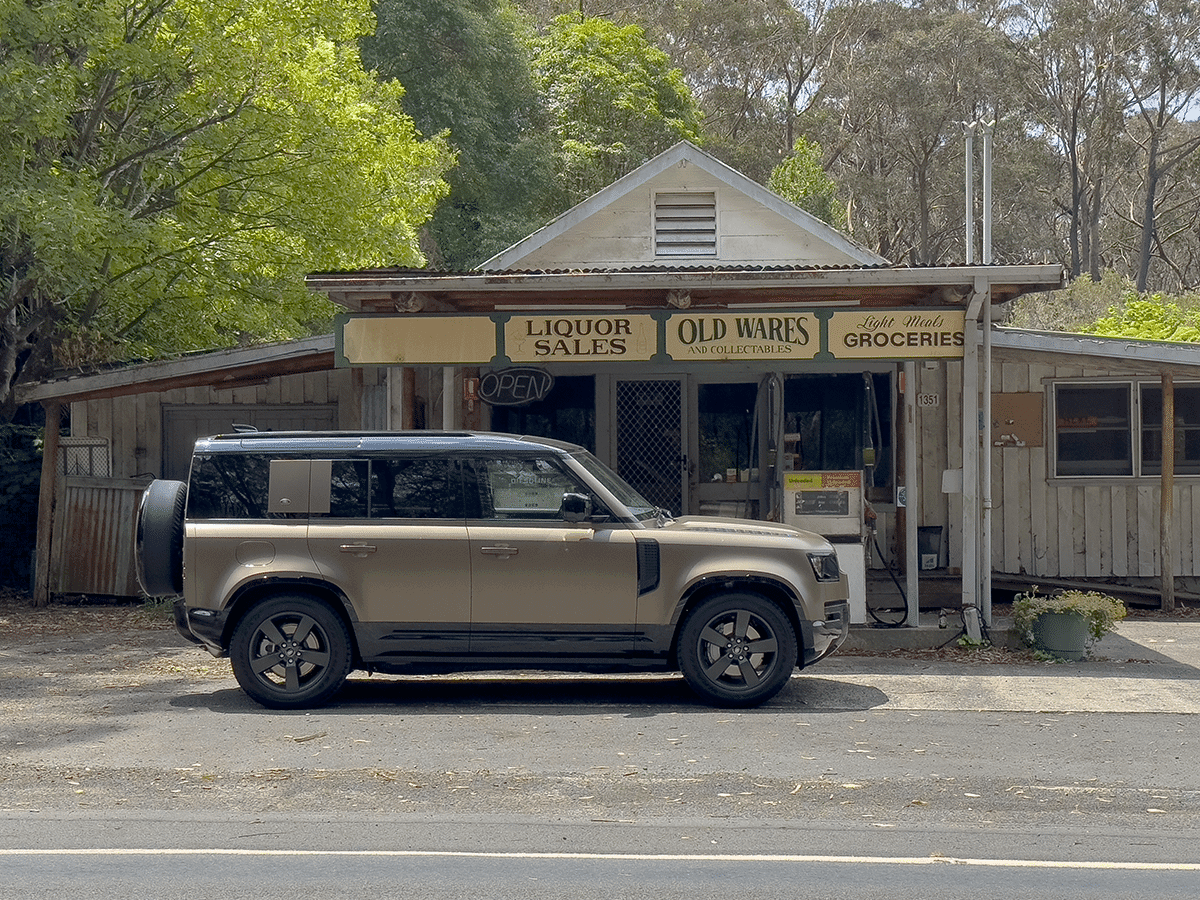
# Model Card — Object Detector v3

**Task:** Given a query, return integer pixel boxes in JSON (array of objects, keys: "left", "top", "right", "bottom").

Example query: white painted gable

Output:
[{"left": 483, "top": 142, "right": 888, "bottom": 271}]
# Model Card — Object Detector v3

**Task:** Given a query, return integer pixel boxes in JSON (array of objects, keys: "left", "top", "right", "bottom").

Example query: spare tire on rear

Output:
[{"left": 136, "top": 479, "right": 187, "bottom": 596}]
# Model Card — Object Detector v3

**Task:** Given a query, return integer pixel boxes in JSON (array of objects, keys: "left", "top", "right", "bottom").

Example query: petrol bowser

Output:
[{"left": 782, "top": 470, "right": 868, "bottom": 625}]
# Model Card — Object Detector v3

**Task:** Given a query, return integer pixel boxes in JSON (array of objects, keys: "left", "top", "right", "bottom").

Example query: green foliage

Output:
[
  {"left": 1084, "top": 297, "right": 1200, "bottom": 342},
  {"left": 768, "top": 137, "right": 846, "bottom": 229},
  {"left": 1003, "top": 271, "right": 1139, "bottom": 333},
  {"left": 362, "top": 0, "right": 557, "bottom": 268},
  {"left": 0, "top": 424, "right": 40, "bottom": 589},
  {"left": 530, "top": 14, "right": 703, "bottom": 204},
  {"left": 1011, "top": 587, "right": 1127, "bottom": 646},
  {"left": 0, "top": 0, "right": 452, "bottom": 417}
]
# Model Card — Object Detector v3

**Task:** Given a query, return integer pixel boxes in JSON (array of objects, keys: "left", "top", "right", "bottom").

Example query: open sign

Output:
[{"left": 478, "top": 367, "right": 555, "bottom": 407}]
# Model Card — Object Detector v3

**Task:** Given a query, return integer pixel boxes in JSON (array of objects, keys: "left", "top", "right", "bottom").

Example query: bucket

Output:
[{"left": 917, "top": 525, "right": 942, "bottom": 571}]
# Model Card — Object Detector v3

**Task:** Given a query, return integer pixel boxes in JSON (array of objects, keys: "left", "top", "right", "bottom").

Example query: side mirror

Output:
[{"left": 560, "top": 492, "right": 593, "bottom": 524}]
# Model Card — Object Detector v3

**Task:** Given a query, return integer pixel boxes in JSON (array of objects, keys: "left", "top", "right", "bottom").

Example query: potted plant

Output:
[{"left": 1011, "top": 587, "right": 1127, "bottom": 660}]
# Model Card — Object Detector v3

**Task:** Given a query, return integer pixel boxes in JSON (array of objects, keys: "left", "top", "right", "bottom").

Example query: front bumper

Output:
[{"left": 803, "top": 599, "right": 850, "bottom": 666}]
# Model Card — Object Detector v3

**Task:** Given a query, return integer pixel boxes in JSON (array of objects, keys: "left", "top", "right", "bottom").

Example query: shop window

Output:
[
  {"left": 1141, "top": 384, "right": 1200, "bottom": 476},
  {"left": 488, "top": 375, "right": 596, "bottom": 452},
  {"left": 1049, "top": 382, "right": 1200, "bottom": 478},
  {"left": 698, "top": 383, "right": 758, "bottom": 484},
  {"left": 1054, "top": 384, "right": 1133, "bottom": 476}
]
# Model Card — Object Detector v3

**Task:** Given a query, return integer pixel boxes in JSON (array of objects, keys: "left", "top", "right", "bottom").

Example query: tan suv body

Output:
[{"left": 136, "top": 432, "right": 849, "bottom": 708}]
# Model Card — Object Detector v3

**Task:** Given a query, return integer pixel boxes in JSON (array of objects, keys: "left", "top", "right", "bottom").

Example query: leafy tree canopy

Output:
[
  {"left": 768, "top": 137, "right": 846, "bottom": 228},
  {"left": 0, "top": 0, "right": 451, "bottom": 417},
  {"left": 362, "top": 0, "right": 556, "bottom": 269},
  {"left": 1084, "top": 297, "right": 1200, "bottom": 342},
  {"left": 530, "top": 14, "right": 703, "bottom": 204}
]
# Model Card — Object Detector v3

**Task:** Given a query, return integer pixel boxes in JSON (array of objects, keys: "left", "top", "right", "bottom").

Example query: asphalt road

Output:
[{"left": 2, "top": 613, "right": 1199, "bottom": 896}]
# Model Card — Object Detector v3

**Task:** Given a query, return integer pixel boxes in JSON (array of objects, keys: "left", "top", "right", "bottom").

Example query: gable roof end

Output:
[{"left": 482, "top": 141, "right": 888, "bottom": 271}]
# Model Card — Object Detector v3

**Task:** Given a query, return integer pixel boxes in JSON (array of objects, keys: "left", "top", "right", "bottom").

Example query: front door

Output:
[
  {"left": 614, "top": 377, "right": 687, "bottom": 516},
  {"left": 466, "top": 455, "right": 638, "bottom": 658}
]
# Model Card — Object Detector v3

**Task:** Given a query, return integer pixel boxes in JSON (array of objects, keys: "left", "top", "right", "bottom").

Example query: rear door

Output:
[
  {"left": 465, "top": 454, "right": 639, "bottom": 658},
  {"left": 307, "top": 455, "right": 471, "bottom": 656}
]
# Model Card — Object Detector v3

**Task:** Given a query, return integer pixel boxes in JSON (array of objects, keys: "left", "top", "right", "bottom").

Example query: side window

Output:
[
  {"left": 187, "top": 455, "right": 273, "bottom": 519},
  {"left": 370, "top": 456, "right": 463, "bottom": 519},
  {"left": 1141, "top": 384, "right": 1200, "bottom": 476},
  {"left": 472, "top": 456, "right": 589, "bottom": 520},
  {"left": 1054, "top": 384, "right": 1132, "bottom": 476},
  {"left": 328, "top": 460, "right": 370, "bottom": 517}
]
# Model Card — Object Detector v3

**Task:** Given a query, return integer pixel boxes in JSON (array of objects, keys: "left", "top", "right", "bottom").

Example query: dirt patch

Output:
[{"left": 0, "top": 588, "right": 229, "bottom": 684}]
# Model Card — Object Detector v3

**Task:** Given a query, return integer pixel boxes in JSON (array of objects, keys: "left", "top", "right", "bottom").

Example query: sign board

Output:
[
  {"left": 503, "top": 314, "right": 658, "bottom": 362},
  {"left": 827, "top": 310, "right": 966, "bottom": 359},
  {"left": 340, "top": 315, "right": 495, "bottom": 365},
  {"left": 664, "top": 312, "right": 819, "bottom": 361}
]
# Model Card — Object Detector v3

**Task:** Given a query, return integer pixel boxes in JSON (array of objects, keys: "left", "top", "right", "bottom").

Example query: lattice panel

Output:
[{"left": 616, "top": 380, "right": 683, "bottom": 515}]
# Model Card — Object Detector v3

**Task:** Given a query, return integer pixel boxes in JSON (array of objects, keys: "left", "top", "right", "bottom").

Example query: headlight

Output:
[{"left": 807, "top": 550, "right": 841, "bottom": 583}]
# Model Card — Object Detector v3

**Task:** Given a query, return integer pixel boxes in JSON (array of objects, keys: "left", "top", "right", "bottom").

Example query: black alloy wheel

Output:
[
  {"left": 678, "top": 592, "right": 798, "bottom": 707},
  {"left": 230, "top": 594, "right": 353, "bottom": 709}
]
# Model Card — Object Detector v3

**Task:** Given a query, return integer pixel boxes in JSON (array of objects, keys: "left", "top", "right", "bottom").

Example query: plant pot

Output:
[{"left": 1033, "top": 611, "right": 1090, "bottom": 660}]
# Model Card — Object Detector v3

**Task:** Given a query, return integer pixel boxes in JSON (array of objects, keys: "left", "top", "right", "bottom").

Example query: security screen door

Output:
[{"left": 614, "top": 378, "right": 687, "bottom": 516}]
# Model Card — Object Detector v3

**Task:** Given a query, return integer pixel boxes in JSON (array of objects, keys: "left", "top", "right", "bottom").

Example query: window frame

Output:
[{"left": 1050, "top": 378, "right": 1200, "bottom": 480}]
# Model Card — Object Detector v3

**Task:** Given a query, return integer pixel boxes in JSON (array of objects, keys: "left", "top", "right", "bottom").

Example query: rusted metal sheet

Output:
[{"left": 52, "top": 477, "right": 147, "bottom": 597}]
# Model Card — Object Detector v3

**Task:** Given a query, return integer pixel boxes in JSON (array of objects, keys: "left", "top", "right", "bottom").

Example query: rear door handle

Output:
[
  {"left": 480, "top": 545, "right": 519, "bottom": 558},
  {"left": 339, "top": 543, "right": 377, "bottom": 557}
]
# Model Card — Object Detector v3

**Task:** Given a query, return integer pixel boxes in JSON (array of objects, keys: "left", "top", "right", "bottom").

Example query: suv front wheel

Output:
[
  {"left": 678, "top": 593, "right": 798, "bottom": 707},
  {"left": 230, "top": 594, "right": 353, "bottom": 709}
]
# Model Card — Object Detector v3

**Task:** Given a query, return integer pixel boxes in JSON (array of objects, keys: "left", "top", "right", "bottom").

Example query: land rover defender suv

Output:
[{"left": 136, "top": 431, "right": 849, "bottom": 708}]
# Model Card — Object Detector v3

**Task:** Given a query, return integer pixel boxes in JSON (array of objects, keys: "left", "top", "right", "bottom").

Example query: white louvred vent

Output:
[{"left": 654, "top": 192, "right": 716, "bottom": 257}]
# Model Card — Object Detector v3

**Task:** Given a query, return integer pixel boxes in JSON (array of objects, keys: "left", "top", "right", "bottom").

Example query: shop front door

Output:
[{"left": 614, "top": 377, "right": 687, "bottom": 516}]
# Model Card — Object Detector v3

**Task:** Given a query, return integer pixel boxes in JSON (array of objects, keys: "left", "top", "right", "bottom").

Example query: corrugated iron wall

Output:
[{"left": 52, "top": 477, "right": 146, "bottom": 597}]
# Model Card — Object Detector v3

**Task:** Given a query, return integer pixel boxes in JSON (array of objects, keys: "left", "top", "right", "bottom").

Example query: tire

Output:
[
  {"left": 135, "top": 480, "right": 187, "bottom": 597},
  {"left": 678, "top": 593, "right": 798, "bottom": 707},
  {"left": 230, "top": 594, "right": 353, "bottom": 709}
]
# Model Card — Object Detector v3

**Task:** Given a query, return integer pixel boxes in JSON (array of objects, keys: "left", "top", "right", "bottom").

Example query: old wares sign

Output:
[
  {"left": 666, "top": 313, "right": 819, "bottom": 361},
  {"left": 478, "top": 368, "right": 555, "bottom": 406}
]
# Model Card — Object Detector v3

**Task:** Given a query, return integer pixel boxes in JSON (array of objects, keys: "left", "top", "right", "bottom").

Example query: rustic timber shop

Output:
[
  {"left": 28, "top": 141, "right": 1200, "bottom": 624},
  {"left": 305, "top": 142, "right": 1065, "bottom": 628}
]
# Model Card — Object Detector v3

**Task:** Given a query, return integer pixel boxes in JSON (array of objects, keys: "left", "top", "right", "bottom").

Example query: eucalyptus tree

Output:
[
  {"left": 1015, "top": 0, "right": 1135, "bottom": 280},
  {"left": 808, "top": 1, "right": 1029, "bottom": 263},
  {"left": 1114, "top": 0, "right": 1200, "bottom": 291},
  {"left": 0, "top": 0, "right": 450, "bottom": 419}
]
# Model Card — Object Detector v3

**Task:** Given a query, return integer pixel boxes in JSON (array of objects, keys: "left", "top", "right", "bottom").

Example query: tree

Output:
[
  {"left": 1016, "top": 0, "right": 1135, "bottom": 280},
  {"left": 810, "top": 2, "right": 1031, "bottom": 264},
  {"left": 1084, "top": 296, "right": 1200, "bottom": 341},
  {"left": 0, "top": 0, "right": 451, "bottom": 419},
  {"left": 767, "top": 136, "right": 845, "bottom": 228},
  {"left": 362, "top": 0, "right": 557, "bottom": 268},
  {"left": 530, "top": 14, "right": 703, "bottom": 204},
  {"left": 1116, "top": 0, "right": 1200, "bottom": 291}
]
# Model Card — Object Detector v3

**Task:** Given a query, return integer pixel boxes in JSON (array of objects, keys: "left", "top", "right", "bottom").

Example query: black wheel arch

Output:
[
  {"left": 669, "top": 576, "right": 804, "bottom": 668},
  {"left": 220, "top": 577, "right": 361, "bottom": 663}
]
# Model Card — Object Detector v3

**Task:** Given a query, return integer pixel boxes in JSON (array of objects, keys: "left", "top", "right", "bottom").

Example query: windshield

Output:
[{"left": 570, "top": 450, "right": 660, "bottom": 521}]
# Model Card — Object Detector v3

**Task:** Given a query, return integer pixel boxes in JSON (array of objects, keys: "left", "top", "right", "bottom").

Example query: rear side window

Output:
[
  {"left": 370, "top": 457, "right": 463, "bottom": 518},
  {"left": 188, "top": 455, "right": 274, "bottom": 519},
  {"left": 189, "top": 453, "right": 465, "bottom": 519}
]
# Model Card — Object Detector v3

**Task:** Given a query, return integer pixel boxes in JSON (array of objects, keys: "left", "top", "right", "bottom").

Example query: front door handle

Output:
[{"left": 480, "top": 545, "right": 519, "bottom": 558}]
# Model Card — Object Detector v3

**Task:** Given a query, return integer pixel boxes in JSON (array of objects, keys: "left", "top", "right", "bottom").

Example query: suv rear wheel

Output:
[
  {"left": 230, "top": 594, "right": 353, "bottom": 709},
  {"left": 678, "top": 593, "right": 798, "bottom": 707}
]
